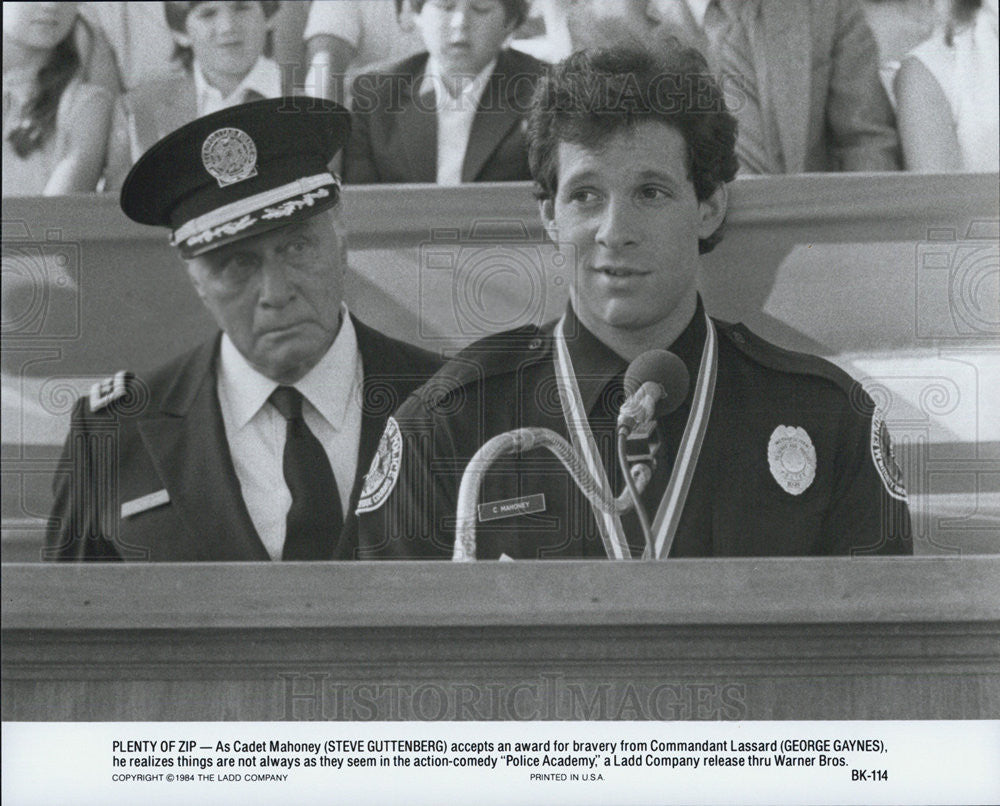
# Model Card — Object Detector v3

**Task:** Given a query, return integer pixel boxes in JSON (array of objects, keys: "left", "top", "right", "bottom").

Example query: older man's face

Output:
[{"left": 185, "top": 210, "right": 346, "bottom": 384}]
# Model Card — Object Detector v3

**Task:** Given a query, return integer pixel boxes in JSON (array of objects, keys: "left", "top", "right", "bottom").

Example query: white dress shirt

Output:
[
  {"left": 216, "top": 306, "right": 363, "bottom": 560},
  {"left": 193, "top": 56, "right": 282, "bottom": 117},
  {"left": 419, "top": 56, "right": 497, "bottom": 185}
]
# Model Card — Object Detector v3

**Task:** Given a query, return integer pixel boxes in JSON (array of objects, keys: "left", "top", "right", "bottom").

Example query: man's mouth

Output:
[{"left": 594, "top": 266, "right": 649, "bottom": 278}]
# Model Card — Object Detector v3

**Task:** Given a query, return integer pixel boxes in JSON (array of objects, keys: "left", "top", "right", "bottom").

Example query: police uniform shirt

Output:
[
  {"left": 352, "top": 299, "right": 913, "bottom": 559},
  {"left": 218, "top": 304, "right": 362, "bottom": 559},
  {"left": 567, "top": 299, "right": 712, "bottom": 557}
]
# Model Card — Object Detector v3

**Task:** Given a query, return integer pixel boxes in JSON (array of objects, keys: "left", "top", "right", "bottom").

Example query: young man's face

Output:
[
  {"left": 176, "top": 1, "right": 269, "bottom": 83},
  {"left": 541, "top": 120, "right": 725, "bottom": 337},
  {"left": 414, "top": 0, "right": 517, "bottom": 77},
  {"left": 184, "top": 210, "right": 347, "bottom": 385}
]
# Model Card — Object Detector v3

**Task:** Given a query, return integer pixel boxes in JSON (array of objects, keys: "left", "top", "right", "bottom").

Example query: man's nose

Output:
[
  {"left": 258, "top": 260, "right": 295, "bottom": 307},
  {"left": 448, "top": 7, "right": 470, "bottom": 35},
  {"left": 216, "top": 6, "right": 239, "bottom": 33},
  {"left": 595, "top": 197, "right": 639, "bottom": 249}
]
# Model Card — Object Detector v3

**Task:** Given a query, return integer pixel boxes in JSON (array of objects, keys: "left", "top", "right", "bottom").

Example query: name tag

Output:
[
  {"left": 121, "top": 489, "right": 170, "bottom": 519},
  {"left": 478, "top": 493, "right": 546, "bottom": 523}
]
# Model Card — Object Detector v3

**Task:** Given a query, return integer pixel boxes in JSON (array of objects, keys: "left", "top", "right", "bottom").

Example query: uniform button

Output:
[
  {"left": 732, "top": 330, "right": 746, "bottom": 345},
  {"left": 528, "top": 338, "right": 542, "bottom": 350}
]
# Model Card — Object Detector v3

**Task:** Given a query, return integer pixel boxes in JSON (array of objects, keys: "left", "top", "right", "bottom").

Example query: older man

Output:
[
  {"left": 46, "top": 98, "right": 440, "bottom": 561},
  {"left": 352, "top": 44, "right": 912, "bottom": 560}
]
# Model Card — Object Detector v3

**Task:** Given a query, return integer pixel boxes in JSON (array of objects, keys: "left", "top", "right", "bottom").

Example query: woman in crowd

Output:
[
  {"left": 895, "top": 0, "right": 999, "bottom": 171},
  {"left": 2, "top": 2, "right": 115, "bottom": 195}
]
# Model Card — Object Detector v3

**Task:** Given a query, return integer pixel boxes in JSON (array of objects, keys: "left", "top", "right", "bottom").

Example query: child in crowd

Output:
[
  {"left": 2, "top": 2, "right": 114, "bottom": 195},
  {"left": 895, "top": 0, "right": 999, "bottom": 171},
  {"left": 115, "top": 1, "right": 283, "bottom": 163},
  {"left": 344, "top": 0, "right": 546, "bottom": 184}
]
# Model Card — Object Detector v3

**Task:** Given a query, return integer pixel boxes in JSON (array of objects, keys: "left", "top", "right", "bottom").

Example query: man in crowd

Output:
[
  {"left": 46, "top": 98, "right": 440, "bottom": 561},
  {"left": 344, "top": 0, "right": 546, "bottom": 184},
  {"left": 352, "top": 43, "right": 913, "bottom": 559},
  {"left": 561, "top": 0, "right": 900, "bottom": 173}
]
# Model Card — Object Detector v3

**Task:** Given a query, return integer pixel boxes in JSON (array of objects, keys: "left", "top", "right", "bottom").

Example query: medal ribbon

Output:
[
  {"left": 553, "top": 311, "right": 717, "bottom": 560},
  {"left": 554, "top": 317, "right": 630, "bottom": 560}
]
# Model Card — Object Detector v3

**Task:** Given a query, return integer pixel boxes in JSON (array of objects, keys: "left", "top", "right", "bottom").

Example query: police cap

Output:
[{"left": 120, "top": 97, "right": 351, "bottom": 258}]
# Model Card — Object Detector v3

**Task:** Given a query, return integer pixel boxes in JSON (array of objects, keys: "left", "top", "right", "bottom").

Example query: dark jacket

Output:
[
  {"left": 45, "top": 317, "right": 441, "bottom": 561},
  {"left": 352, "top": 313, "right": 913, "bottom": 559},
  {"left": 344, "top": 48, "right": 546, "bottom": 184}
]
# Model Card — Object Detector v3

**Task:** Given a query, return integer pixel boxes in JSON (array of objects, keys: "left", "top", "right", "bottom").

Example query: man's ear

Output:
[
  {"left": 183, "top": 260, "right": 208, "bottom": 301},
  {"left": 538, "top": 198, "right": 558, "bottom": 244},
  {"left": 697, "top": 183, "right": 727, "bottom": 241}
]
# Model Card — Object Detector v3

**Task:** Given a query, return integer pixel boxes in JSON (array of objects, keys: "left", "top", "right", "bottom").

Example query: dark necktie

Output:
[
  {"left": 242, "top": 88, "right": 265, "bottom": 103},
  {"left": 269, "top": 386, "right": 342, "bottom": 560}
]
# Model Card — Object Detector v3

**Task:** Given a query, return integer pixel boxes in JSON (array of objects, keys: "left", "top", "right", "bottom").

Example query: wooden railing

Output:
[{"left": 3, "top": 558, "right": 998, "bottom": 721}]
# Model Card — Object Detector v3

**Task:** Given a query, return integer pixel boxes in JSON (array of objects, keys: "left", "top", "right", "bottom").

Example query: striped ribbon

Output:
[{"left": 553, "top": 311, "right": 718, "bottom": 559}]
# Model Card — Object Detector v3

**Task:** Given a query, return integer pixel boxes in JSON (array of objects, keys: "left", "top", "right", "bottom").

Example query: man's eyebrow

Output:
[
  {"left": 560, "top": 169, "right": 601, "bottom": 185},
  {"left": 634, "top": 169, "right": 684, "bottom": 186}
]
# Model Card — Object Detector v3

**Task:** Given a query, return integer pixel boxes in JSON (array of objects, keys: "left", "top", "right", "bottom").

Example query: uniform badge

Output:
[
  {"left": 767, "top": 425, "right": 816, "bottom": 495},
  {"left": 870, "top": 410, "right": 907, "bottom": 501},
  {"left": 356, "top": 417, "right": 403, "bottom": 514},
  {"left": 89, "top": 370, "right": 130, "bottom": 412},
  {"left": 201, "top": 127, "right": 258, "bottom": 187}
]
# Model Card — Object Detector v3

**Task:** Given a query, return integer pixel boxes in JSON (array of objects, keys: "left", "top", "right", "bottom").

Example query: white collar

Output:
[
  {"left": 419, "top": 55, "right": 497, "bottom": 103},
  {"left": 193, "top": 56, "right": 281, "bottom": 110},
  {"left": 218, "top": 304, "right": 360, "bottom": 431}
]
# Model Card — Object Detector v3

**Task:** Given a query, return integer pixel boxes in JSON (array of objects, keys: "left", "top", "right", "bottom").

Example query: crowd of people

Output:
[{"left": 3, "top": 0, "right": 997, "bottom": 196}]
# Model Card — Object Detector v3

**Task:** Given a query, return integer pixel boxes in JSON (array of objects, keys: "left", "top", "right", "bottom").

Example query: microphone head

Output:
[{"left": 623, "top": 350, "right": 690, "bottom": 417}]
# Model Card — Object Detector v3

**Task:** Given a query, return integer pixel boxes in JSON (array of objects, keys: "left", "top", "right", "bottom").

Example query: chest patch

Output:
[
  {"left": 767, "top": 425, "right": 816, "bottom": 495},
  {"left": 356, "top": 417, "right": 402, "bottom": 514}
]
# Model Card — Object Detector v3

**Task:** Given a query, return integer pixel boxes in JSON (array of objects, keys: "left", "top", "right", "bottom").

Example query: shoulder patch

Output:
[
  {"left": 89, "top": 371, "right": 131, "bottom": 412},
  {"left": 356, "top": 417, "right": 403, "bottom": 514},
  {"left": 870, "top": 409, "right": 907, "bottom": 501}
]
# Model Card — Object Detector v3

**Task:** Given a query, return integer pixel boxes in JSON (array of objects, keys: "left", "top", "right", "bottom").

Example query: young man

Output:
[
  {"left": 352, "top": 44, "right": 913, "bottom": 559},
  {"left": 119, "top": 1, "right": 283, "bottom": 161},
  {"left": 46, "top": 98, "right": 440, "bottom": 561},
  {"left": 344, "top": 0, "right": 546, "bottom": 184}
]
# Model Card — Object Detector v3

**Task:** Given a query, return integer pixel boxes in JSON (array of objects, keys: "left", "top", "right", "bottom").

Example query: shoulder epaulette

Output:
[
  {"left": 414, "top": 324, "right": 551, "bottom": 408},
  {"left": 716, "top": 321, "right": 866, "bottom": 401},
  {"left": 88, "top": 370, "right": 132, "bottom": 413}
]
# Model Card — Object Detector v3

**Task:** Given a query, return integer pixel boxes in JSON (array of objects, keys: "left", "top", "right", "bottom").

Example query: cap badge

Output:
[
  {"left": 201, "top": 127, "right": 258, "bottom": 187},
  {"left": 356, "top": 417, "right": 403, "bottom": 514},
  {"left": 870, "top": 409, "right": 907, "bottom": 501},
  {"left": 768, "top": 425, "right": 816, "bottom": 495}
]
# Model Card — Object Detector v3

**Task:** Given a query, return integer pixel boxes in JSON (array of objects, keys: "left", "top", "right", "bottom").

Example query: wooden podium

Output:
[{"left": 3, "top": 558, "right": 998, "bottom": 721}]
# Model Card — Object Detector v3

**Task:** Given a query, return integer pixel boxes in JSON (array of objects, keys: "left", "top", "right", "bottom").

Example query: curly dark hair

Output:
[{"left": 527, "top": 42, "right": 739, "bottom": 254}]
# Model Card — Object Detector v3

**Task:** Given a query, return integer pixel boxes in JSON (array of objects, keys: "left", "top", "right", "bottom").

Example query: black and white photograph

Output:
[{"left": 2, "top": 1, "right": 998, "bottom": 804}]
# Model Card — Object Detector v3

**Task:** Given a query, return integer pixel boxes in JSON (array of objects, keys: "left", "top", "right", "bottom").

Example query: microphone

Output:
[
  {"left": 617, "top": 350, "right": 690, "bottom": 433},
  {"left": 615, "top": 351, "right": 690, "bottom": 558}
]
